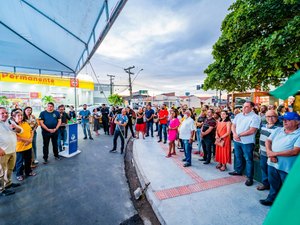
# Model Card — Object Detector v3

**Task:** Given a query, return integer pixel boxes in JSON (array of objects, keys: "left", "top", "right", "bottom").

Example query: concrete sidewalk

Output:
[{"left": 133, "top": 137, "right": 269, "bottom": 225}]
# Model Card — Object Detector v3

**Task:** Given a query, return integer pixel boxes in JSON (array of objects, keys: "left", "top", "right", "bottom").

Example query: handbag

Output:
[
  {"left": 215, "top": 139, "right": 225, "bottom": 147},
  {"left": 214, "top": 123, "right": 226, "bottom": 147}
]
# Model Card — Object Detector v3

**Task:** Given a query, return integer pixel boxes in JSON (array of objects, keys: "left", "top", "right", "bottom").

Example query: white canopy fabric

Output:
[{"left": 0, "top": 0, "right": 127, "bottom": 76}]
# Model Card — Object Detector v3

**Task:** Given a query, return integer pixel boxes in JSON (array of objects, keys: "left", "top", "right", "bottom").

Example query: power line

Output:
[{"left": 88, "top": 61, "right": 108, "bottom": 102}]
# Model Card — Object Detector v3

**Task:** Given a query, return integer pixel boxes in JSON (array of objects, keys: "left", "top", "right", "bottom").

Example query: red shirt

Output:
[{"left": 158, "top": 109, "right": 169, "bottom": 124}]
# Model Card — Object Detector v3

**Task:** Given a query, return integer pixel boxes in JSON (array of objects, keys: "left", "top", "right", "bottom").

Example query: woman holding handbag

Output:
[{"left": 215, "top": 110, "right": 232, "bottom": 171}]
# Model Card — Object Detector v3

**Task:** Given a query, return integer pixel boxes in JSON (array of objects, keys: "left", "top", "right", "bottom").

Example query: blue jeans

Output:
[
  {"left": 81, "top": 122, "right": 92, "bottom": 138},
  {"left": 196, "top": 128, "right": 202, "bottom": 151},
  {"left": 32, "top": 130, "right": 37, "bottom": 160},
  {"left": 267, "top": 165, "right": 287, "bottom": 202},
  {"left": 113, "top": 129, "right": 125, "bottom": 151},
  {"left": 16, "top": 149, "right": 32, "bottom": 176},
  {"left": 158, "top": 124, "right": 167, "bottom": 141},
  {"left": 183, "top": 139, "right": 192, "bottom": 165},
  {"left": 146, "top": 121, "right": 153, "bottom": 136},
  {"left": 57, "top": 128, "right": 67, "bottom": 151},
  {"left": 233, "top": 141, "right": 254, "bottom": 180},
  {"left": 260, "top": 154, "right": 270, "bottom": 187}
]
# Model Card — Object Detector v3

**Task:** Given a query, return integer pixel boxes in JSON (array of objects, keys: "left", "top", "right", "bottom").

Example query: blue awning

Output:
[{"left": 0, "top": 0, "right": 127, "bottom": 76}]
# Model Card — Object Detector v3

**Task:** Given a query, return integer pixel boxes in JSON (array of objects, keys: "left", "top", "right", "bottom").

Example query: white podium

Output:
[{"left": 59, "top": 123, "right": 81, "bottom": 158}]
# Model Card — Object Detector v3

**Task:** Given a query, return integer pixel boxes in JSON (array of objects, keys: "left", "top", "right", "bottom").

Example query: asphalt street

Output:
[{"left": 0, "top": 126, "right": 136, "bottom": 225}]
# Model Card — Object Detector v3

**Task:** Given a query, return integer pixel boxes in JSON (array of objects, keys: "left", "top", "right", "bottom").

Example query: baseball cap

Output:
[{"left": 280, "top": 112, "right": 300, "bottom": 121}]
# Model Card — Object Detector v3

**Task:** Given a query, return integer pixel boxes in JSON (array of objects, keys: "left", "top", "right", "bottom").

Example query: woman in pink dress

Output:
[{"left": 166, "top": 110, "right": 180, "bottom": 157}]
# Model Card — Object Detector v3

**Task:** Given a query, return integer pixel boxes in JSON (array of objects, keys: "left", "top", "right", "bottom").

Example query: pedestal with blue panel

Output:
[{"left": 59, "top": 123, "right": 81, "bottom": 158}]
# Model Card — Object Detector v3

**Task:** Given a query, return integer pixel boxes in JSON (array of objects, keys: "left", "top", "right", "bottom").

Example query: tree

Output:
[
  {"left": 41, "top": 95, "right": 55, "bottom": 107},
  {"left": 108, "top": 94, "right": 124, "bottom": 106},
  {"left": 0, "top": 96, "right": 9, "bottom": 106},
  {"left": 204, "top": 0, "right": 300, "bottom": 92}
]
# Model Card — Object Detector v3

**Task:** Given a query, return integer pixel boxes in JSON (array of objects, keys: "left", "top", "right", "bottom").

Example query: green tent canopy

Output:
[{"left": 270, "top": 70, "right": 300, "bottom": 100}]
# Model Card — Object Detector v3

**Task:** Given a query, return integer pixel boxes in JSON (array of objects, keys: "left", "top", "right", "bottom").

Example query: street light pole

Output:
[{"left": 124, "top": 66, "right": 135, "bottom": 104}]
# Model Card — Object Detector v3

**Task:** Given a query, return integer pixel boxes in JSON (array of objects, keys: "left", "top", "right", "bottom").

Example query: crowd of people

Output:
[
  {"left": 1, "top": 99, "right": 299, "bottom": 209},
  {"left": 107, "top": 100, "right": 299, "bottom": 207}
]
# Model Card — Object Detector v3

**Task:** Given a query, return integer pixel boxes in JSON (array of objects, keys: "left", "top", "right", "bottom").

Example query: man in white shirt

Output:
[
  {"left": 0, "top": 107, "right": 23, "bottom": 196},
  {"left": 179, "top": 110, "right": 196, "bottom": 167},
  {"left": 229, "top": 101, "right": 261, "bottom": 186}
]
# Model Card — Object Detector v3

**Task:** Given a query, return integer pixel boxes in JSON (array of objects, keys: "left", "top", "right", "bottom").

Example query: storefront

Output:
[{"left": 0, "top": 72, "right": 94, "bottom": 114}]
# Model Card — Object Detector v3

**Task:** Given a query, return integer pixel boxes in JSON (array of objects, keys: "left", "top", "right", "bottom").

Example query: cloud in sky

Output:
[{"left": 88, "top": 0, "right": 234, "bottom": 96}]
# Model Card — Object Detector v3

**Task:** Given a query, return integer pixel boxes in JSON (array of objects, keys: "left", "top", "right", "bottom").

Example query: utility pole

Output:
[
  {"left": 107, "top": 74, "right": 115, "bottom": 95},
  {"left": 124, "top": 66, "right": 135, "bottom": 104}
]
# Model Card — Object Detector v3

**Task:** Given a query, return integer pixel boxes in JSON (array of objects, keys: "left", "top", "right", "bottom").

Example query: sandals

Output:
[
  {"left": 27, "top": 172, "right": 37, "bottom": 176},
  {"left": 171, "top": 152, "right": 176, "bottom": 155},
  {"left": 219, "top": 165, "right": 227, "bottom": 171},
  {"left": 166, "top": 153, "right": 172, "bottom": 158},
  {"left": 216, "top": 164, "right": 222, "bottom": 169},
  {"left": 17, "top": 176, "right": 24, "bottom": 181}
]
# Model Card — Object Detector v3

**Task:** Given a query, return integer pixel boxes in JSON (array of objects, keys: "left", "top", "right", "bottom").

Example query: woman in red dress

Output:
[{"left": 215, "top": 111, "right": 232, "bottom": 171}]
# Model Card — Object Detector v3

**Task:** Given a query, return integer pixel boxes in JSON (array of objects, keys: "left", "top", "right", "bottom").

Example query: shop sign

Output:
[
  {"left": 0, "top": 72, "right": 94, "bottom": 90},
  {"left": 30, "top": 92, "right": 40, "bottom": 98},
  {"left": 70, "top": 78, "right": 79, "bottom": 87}
]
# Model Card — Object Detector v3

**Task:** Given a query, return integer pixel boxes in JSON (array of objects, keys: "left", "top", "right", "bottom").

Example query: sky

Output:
[{"left": 82, "top": 0, "right": 235, "bottom": 97}]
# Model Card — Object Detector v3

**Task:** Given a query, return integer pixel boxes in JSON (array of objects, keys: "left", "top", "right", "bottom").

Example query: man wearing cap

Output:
[{"left": 259, "top": 112, "right": 300, "bottom": 206}]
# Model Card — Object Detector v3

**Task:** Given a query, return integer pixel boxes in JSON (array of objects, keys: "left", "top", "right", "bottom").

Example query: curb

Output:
[{"left": 132, "top": 140, "right": 167, "bottom": 225}]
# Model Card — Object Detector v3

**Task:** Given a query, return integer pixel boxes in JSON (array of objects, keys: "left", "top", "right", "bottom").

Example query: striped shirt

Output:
[{"left": 259, "top": 122, "right": 281, "bottom": 156}]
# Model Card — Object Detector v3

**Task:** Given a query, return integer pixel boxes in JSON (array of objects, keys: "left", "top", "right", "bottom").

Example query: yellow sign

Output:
[{"left": 0, "top": 72, "right": 94, "bottom": 90}]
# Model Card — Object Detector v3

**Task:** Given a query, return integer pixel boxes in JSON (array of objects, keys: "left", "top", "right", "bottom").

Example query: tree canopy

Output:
[
  {"left": 108, "top": 94, "right": 124, "bottom": 106},
  {"left": 203, "top": 0, "right": 300, "bottom": 92}
]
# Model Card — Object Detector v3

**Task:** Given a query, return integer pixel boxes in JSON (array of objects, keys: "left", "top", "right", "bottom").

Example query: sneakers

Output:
[
  {"left": 1, "top": 189, "right": 15, "bottom": 196},
  {"left": 6, "top": 183, "right": 21, "bottom": 189},
  {"left": 55, "top": 157, "right": 61, "bottom": 160},
  {"left": 245, "top": 179, "right": 253, "bottom": 186},
  {"left": 89, "top": 137, "right": 93, "bottom": 140},
  {"left": 259, "top": 199, "right": 273, "bottom": 206},
  {"left": 183, "top": 163, "right": 191, "bottom": 167},
  {"left": 109, "top": 149, "right": 117, "bottom": 153},
  {"left": 228, "top": 171, "right": 242, "bottom": 176},
  {"left": 257, "top": 185, "right": 270, "bottom": 191},
  {"left": 43, "top": 159, "right": 48, "bottom": 164},
  {"left": 33, "top": 160, "right": 39, "bottom": 164}
]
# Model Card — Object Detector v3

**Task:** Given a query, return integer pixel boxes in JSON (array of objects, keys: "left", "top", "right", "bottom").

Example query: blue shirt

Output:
[
  {"left": 267, "top": 127, "right": 300, "bottom": 173},
  {"left": 145, "top": 109, "right": 154, "bottom": 122},
  {"left": 115, "top": 114, "right": 128, "bottom": 131},
  {"left": 79, "top": 110, "right": 91, "bottom": 123},
  {"left": 39, "top": 110, "right": 60, "bottom": 131}
]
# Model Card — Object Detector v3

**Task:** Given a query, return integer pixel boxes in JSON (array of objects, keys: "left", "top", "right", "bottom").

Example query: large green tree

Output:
[{"left": 204, "top": 0, "right": 300, "bottom": 92}]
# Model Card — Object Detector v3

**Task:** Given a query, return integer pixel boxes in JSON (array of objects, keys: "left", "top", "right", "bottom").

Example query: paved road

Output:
[{"left": 0, "top": 126, "right": 136, "bottom": 225}]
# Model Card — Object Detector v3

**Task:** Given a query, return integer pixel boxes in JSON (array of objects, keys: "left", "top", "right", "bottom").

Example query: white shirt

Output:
[
  {"left": 179, "top": 117, "right": 196, "bottom": 140},
  {"left": 233, "top": 111, "right": 261, "bottom": 144},
  {"left": 0, "top": 120, "right": 19, "bottom": 154}
]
